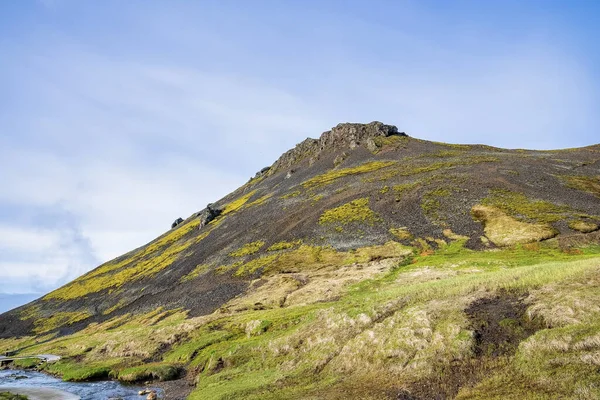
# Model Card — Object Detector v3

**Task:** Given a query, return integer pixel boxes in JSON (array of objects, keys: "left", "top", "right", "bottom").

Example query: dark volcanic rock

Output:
[
  {"left": 198, "top": 204, "right": 222, "bottom": 228},
  {"left": 270, "top": 121, "right": 406, "bottom": 174},
  {"left": 171, "top": 218, "right": 184, "bottom": 229}
]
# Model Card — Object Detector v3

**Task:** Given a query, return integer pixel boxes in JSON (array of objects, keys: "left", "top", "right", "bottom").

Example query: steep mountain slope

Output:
[{"left": 1, "top": 122, "right": 599, "bottom": 399}]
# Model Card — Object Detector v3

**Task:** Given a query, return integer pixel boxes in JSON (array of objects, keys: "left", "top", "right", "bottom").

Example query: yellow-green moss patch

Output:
[
  {"left": 390, "top": 227, "right": 413, "bottom": 241},
  {"left": 181, "top": 264, "right": 211, "bottom": 282},
  {"left": 230, "top": 241, "right": 266, "bottom": 257},
  {"left": 34, "top": 311, "right": 92, "bottom": 334},
  {"left": 267, "top": 240, "right": 302, "bottom": 252},
  {"left": 302, "top": 161, "right": 396, "bottom": 189},
  {"left": 234, "top": 254, "right": 279, "bottom": 277},
  {"left": 472, "top": 205, "right": 558, "bottom": 247},
  {"left": 319, "top": 198, "right": 380, "bottom": 226},
  {"left": 563, "top": 175, "right": 600, "bottom": 198},
  {"left": 222, "top": 190, "right": 257, "bottom": 215},
  {"left": 481, "top": 189, "right": 572, "bottom": 223},
  {"left": 569, "top": 220, "right": 599, "bottom": 233}
]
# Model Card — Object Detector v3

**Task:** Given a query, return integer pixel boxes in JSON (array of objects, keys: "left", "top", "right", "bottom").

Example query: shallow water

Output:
[{"left": 0, "top": 369, "right": 163, "bottom": 399}]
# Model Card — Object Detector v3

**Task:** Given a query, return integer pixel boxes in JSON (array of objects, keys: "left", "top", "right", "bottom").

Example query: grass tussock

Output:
[
  {"left": 112, "top": 362, "right": 182, "bottom": 382},
  {"left": 569, "top": 220, "right": 599, "bottom": 233}
]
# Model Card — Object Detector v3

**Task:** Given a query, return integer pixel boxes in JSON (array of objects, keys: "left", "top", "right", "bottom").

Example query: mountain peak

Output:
[{"left": 271, "top": 121, "right": 406, "bottom": 173}]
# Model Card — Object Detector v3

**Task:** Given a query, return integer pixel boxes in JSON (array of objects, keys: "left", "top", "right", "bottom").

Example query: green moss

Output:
[
  {"left": 267, "top": 240, "right": 302, "bottom": 252},
  {"left": 181, "top": 264, "right": 211, "bottom": 282},
  {"left": 222, "top": 190, "right": 258, "bottom": 215},
  {"left": 302, "top": 161, "right": 397, "bottom": 189},
  {"left": 364, "top": 156, "right": 499, "bottom": 183},
  {"left": 390, "top": 227, "right": 413, "bottom": 241},
  {"left": 281, "top": 191, "right": 301, "bottom": 199},
  {"left": 34, "top": 311, "right": 92, "bottom": 334},
  {"left": 246, "top": 193, "right": 272, "bottom": 208},
  {"left": 563, "top": 175, "right": 600, "bottom": 198},
  {"left": 113, "top": 362, "right": 182, "bottom": 382},
  {"left": 230, "top": 241, "right": 266, "bottom": 257},
  {"left": 234, "top": 254, "right": 279, "bottom": 277},
  {"left": 45, "top": 360, "right": 114, "bottom": 381},
  {"left": 569, "top": 220, "right": 599, "bottom": 233},
  {"left": 319, "top": 198, "right": 380, "bottom": 226},
  {"left": 216, "top": 261, "right": 244, "bottom": 274},
  {"left": 392, "top": 182, "right": 419, "bottom": 197},
  {"left": 11, "top": 357, "right": 40, "bottom": 369},
  {"left": 481, "top": 189, "right": 572, "bottom": 223}
]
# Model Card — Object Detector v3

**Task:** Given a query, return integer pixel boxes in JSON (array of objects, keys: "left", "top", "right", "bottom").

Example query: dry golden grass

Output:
[{"left": 472, "top": 205, "right": 558, "bottom": 246}]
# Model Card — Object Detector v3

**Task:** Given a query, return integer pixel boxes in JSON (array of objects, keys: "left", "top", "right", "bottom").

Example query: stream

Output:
[{"left": 0, "top": 369, "right": 163, "bottom": 399}]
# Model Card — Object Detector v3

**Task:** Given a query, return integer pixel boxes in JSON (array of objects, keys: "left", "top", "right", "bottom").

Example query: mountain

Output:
[{"left": 1, "top": 122, "right": 599, "bottom": 399}]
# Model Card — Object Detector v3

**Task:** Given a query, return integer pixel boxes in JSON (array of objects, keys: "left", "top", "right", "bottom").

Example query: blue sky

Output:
[{"left": 1, "top": 0, "right": 599, "bottom": 311}]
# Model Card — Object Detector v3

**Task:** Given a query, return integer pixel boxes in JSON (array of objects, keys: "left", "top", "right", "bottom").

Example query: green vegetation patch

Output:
[
  {"left": 230, "top": 241, "right": 266, "bottom": 257},
  {"left": 302, "top": 161, "right": 396, "bottom": 189},
  {"left": 481, "top": 188, "right": 572, "bottom": 223},
  {"left": 472, "top": 205, "right": 558, "bottom": 247},
  {"left": 11, "top": 357, "right": 40, "bottom": 369},
  {"left": 234, "top": 254, "right": 279, "bottom": 277},
  {"left": 267, "top": 240, "right": 302, "bottom": 252},
  {"left": 45, "top": 360, "right": 114, "bottom": 381},
  {"left": 364, "top": 156, "right": 498, "bottom": 182},
  {"left": 222, "top": 190, "right": 258, "bottom": 215},
  {"left": 563, "top": 175, "right": 600, "bottom": 198},
  {"left": 569, "top": 220, "right": 599, "bottom": 233},
  {"left": 180, "top": 264, "right": 211, "bottom": 282},
  {"left": 112, "top": 362, "right": 182, "bottom": 383},
  {"left": 319, "top": 198, "right": 380, "bottom": 226},
  {"left": 34, "top": 311, "right": 92, "bottom": 334},
  {"left": 389, "top": 227, "right": 413, "bottom": 241}
]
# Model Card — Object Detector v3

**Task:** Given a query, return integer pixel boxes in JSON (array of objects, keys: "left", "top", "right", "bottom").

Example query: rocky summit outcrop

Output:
[{"left": 270, "top": 121, "right": 406, "bottom": 173}]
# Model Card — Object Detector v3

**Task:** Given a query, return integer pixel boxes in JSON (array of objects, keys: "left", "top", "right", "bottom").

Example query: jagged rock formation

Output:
[
  {"left": 269, "top": 121, "right": 406, "bottom": 173},
  {"left": 197, "top": 204, "right": 221, "bottom": 228}
]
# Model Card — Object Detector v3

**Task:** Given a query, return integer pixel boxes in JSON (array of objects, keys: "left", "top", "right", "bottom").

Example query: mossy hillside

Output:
[
  {"left": 3, "top": 241, "right": 600, "bottom": 399},
  {"left": 563, "top": 175, "right": 600, "bottom": 198},
  {"left": 319, "top": 198, "right": 381, "bottom": 227},
  {"left": 481, "top": 188, "right": 574, "bottom": 224},
  {"left": 42, "top": 219, "right": 211, "bottom": 302},
  {"left": 181, "top": 244, "right": 600, "bottom": 399},
  {"left": 302, "top": 161, "right": 396, "bottom": 189},
  {"left": 229, "top": 241, "right": 265, "bottom": 257}
]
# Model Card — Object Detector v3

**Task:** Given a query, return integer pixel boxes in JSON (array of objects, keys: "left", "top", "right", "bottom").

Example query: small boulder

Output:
[
  {"left": 199, "top": 204, "right": 222, "bottom": 228},
  {"left": 171, "top": 218, "right": 184, "bottom": 229},
  {"left": 139, "top": 389, "right": 150, "bottom": 395},
  {"left": 147, "top": 391, "right": 158, "bottom": 400}
]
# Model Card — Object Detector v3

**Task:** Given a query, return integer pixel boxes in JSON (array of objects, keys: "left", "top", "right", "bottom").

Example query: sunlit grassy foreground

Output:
[{"left": 3, "top": 240, "right": 600, "bottom": 399}]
